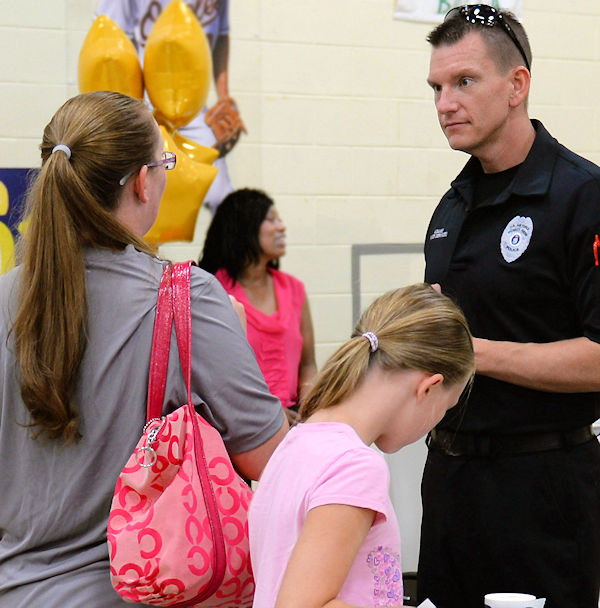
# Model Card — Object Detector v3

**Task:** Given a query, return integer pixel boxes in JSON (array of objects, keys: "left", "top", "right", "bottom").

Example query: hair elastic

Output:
[
  {"left": 362, "top": 331, "right": 379, "bottom": 353},
  {"left": 52, "top": 144, "right": 72, "bottom": 160}
]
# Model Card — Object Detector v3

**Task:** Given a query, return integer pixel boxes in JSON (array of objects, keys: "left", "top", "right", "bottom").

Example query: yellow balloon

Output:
[
  {"left": 144, "top": 0, "right": 212, "bottom": 131},
  {"left": 172, "top": 131, "right": 219, "bottom": 165},
  {"left": 145, "top": 126, "right": 217, "bottom": 245},
  {"left": 78, "top": 15, "right": 143, "bottom": 99}
]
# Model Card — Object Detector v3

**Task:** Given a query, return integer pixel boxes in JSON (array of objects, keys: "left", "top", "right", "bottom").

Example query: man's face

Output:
[{"left": 427, "top": 32, "right": 515, "bottom": 160}]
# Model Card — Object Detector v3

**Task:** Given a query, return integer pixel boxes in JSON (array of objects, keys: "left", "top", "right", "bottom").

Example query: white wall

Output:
[{"left": 2, "top": 0, "right": 600, "bottom": 572}]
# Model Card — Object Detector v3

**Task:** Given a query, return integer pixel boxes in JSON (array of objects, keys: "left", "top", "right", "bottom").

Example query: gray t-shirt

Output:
[{"left": 0, "top": 245, "right": 283, "bottom": 607}]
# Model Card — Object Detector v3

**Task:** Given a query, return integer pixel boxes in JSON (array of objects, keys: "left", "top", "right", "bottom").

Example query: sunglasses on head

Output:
[{"left": 445, "top": 4, "right": 530, "bottom": 72}]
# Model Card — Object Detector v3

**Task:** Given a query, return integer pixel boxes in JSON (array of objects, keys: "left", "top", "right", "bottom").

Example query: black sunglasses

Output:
[{"left": 445, "top": 4, "right": 530, "bottom": 72}]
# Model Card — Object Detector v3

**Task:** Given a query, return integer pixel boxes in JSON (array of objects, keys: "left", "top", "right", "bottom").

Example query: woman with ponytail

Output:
[
  {"left": 249, "top": 283, "right": 475, "bottom": 608},
  {"left": 0, "top": 91, "right": 286, "bottom": 607}
]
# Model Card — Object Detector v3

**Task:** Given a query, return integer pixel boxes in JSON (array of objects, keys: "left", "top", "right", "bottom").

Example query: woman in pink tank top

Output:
[{"left": 200, "top": 188, "right": 317, "bottom": 425}]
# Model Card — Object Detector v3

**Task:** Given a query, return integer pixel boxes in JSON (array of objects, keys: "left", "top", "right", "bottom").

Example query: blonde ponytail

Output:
[{"left": 300, "top": 283, "right": 474, "bottom": 421}]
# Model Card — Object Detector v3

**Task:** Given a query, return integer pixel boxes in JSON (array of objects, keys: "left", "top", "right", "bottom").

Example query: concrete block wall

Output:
[
  {"left": 6, "top": 1, "right": 599, "bottom": 366},
  {"left": 1, "top": 0, "right": 98, "bottom": 165},
  {"left": 164, "top": 0, "right": 467, "bottom": 365},
  {"left": 3, "top": 0, "right": 600, "bottom": 571}
]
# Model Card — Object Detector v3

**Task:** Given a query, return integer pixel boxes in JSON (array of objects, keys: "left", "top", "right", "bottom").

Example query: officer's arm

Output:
[{"left": 474, "top": 336, "right": 600, "bottom": 392}]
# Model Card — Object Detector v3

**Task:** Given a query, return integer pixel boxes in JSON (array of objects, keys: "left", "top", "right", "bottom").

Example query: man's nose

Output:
[{"left": 436, "top": 88, "right": 458, "bottom": 114}]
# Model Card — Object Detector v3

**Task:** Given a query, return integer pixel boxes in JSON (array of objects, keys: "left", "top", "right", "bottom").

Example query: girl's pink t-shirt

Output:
[
  {"left": 215, "top": 268, "right": 305, "bottom": 408},
  {"left": 249, "top": 422, "right": 403, "bottom": 607}
]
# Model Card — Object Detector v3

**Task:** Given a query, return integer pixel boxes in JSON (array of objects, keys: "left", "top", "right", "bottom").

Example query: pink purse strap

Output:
[
  {"left": 171, "top": 262, "right": 193, "bottom": 406},
  {"left": 146, "top": 261, "right": 228, "bottom": 604},
  {"left": 170, "top": 261, "right": 228, "bottom": 603},
  {"left": 146, "top": 264, "right": 174, "bottom": 422}
]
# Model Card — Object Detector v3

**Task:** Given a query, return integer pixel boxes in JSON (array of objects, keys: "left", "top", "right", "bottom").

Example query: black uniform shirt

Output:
[{"left": 425, "top": 120, "right": 600, "bottom": 433}]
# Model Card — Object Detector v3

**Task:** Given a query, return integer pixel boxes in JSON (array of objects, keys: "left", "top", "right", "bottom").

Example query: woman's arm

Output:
[
  {"left": 185, "top": 272, "right": 287, "bottom": 480},
  {"left": 297, "top": 298, "right": 318, "bottom": 402},
  {"left": 275, "top": 504, "right": 376, "bottom": 608},
  {"left": 230, "top": 418, "right": 288, "bottom": 481}
]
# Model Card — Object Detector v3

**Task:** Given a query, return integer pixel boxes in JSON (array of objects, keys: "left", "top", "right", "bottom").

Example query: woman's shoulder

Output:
[
  {"left": 85, "top": 245, "right": 166, "bottom": 277},
  {"left": 270, "top": 268, "right": 303, "bottom": 286},
  {"left": 210, "top": 269, "right": 250, "bottom": 306},
  {"left": 270, "top": 268, "right": 305, "bottom": 300}
]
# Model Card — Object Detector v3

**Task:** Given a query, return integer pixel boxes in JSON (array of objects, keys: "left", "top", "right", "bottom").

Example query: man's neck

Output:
[{"left": 478, "top": 115, "right": 536, "bottom": 174}]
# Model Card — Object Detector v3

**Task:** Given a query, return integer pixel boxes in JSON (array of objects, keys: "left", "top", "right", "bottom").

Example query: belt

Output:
[{"left": 428, "top": 425, "right": 596, "bottom": 457}]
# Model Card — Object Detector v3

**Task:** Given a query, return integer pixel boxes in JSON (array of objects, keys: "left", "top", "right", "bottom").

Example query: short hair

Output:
[
  {"left": 427, "top": 8, "right": 532, "bottom": 74},
  {"left": 300, "top": 284, "right": 475, "bottom": 421},
  {"left": 199, "top": 188, "right": 279, "bottom": 281}
]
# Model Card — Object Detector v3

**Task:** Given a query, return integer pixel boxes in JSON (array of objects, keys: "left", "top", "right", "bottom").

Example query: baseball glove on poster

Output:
[{"left": 205, "top": 97, "right": 247, "bottom": 157}]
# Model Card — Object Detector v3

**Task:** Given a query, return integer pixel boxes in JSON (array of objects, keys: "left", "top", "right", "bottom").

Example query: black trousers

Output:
[{"left": 417, "top": 438, "right": 600, "bottom": 608}]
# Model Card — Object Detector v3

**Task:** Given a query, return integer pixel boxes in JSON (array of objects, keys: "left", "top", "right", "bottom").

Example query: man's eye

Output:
[{"left": 459, "top": 77, "right": 473, "bottom": 87}]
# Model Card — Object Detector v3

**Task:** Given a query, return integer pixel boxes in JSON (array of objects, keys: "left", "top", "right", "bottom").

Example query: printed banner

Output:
[
  {"left": 0, "top": 169, "right": 32, "bottom": 274},
  {"left": 394, "top": 1, "right": 523, "bottom": 23}
]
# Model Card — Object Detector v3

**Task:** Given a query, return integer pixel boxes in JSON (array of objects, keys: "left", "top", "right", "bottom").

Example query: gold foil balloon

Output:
[
  {"left": 78, "top": 15, "right": 143, "bottom": 99},
  {"left": 78, "top": 2, "right": 218, "bottom": 244},
  {"left": 144, "top": 126, "right": 217, "bottom": 245},
  {"left": 144, "top": 1, "right": 212, "bottom": 131},
  {"left": 172, "top": 131, "right": 219, "bottom": 165}
]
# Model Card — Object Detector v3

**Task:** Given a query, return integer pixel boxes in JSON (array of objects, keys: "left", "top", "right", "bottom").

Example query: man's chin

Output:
[{"left": 445, "top": 136, "right": 470, "bottom": 154}]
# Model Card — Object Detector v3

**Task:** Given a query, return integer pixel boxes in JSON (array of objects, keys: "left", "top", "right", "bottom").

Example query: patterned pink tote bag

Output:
[{"left": 108, "top": 262, "right": 254, "bottom": 607}]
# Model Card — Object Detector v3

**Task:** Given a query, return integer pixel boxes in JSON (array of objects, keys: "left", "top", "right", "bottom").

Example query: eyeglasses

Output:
[
  {"left": 445, "top": 4, "right": 530, "bottom": 72},
  {"left": 119, "top": 150, "right": 177, "bottom": 186}
]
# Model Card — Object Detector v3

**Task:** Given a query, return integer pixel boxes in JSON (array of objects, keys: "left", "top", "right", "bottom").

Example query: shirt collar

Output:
[{"left": 450, "top": 119, "right": 558, "bottom": 208}]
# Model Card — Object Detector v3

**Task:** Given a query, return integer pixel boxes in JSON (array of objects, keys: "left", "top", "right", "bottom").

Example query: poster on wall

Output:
[
  {"left": 0, "top": 169, "right": 30, "bottom": 274},
  {"left": 394, "top": 1, "right": 523, "bottom": 23}
]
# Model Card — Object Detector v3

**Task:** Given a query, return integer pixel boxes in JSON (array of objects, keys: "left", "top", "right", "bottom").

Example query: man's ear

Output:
[
  {"left": 416, "top": 373, "right": 444, "bottom": 402},
  {"left": 508, "top": 65, "right": 530, "bottom": 108},
  {"left": 133, "top": 165, "right": 149, "bottom": 204}
]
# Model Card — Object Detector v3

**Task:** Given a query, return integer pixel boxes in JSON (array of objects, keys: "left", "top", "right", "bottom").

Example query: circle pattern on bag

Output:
[{"left": 107, "top": 406, "right": 254, "bottom": 607}]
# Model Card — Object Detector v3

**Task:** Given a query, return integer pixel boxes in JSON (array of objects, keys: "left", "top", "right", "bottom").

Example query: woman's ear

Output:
[
  {"left": 416, "top": 373, "right": 444, "bottom": 402},
  {"left": 133, "top": 165, "right": 149, "bottom": 204}
]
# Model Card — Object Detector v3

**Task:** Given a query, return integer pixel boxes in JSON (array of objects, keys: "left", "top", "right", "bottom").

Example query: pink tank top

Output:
[{"left": 215, "top": 268, "right": 305, "bottom": 408}]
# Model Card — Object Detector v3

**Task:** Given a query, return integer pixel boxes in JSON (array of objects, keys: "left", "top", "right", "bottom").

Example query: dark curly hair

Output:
[{"left": 199, "top": 188, "right": 280, "bottom": 281}]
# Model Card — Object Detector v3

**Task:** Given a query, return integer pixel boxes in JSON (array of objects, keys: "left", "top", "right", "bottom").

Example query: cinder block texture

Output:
[{"left": 2, "top": 0, "right": 600, "bottom": 367}]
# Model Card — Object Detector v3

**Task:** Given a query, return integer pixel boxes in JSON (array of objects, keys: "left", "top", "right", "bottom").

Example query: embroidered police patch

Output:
[
  {"left": 500, "top": 215, "right": 533, "bottom": 263},
  {"left": 430, "top": 227, "right": 448, "bottom": 240}
]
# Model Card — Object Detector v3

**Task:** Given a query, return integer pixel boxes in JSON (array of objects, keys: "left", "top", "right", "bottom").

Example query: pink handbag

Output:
[{"left": 107, "top": 262, "right": 254, "bottom": 607}]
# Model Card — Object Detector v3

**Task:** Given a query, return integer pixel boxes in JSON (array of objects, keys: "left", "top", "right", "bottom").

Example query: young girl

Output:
[{"left": 249, "top": 283, "right": 474, "bottom": 608}]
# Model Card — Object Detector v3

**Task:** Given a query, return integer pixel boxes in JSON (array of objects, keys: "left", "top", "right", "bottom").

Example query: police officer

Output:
[{"left": 420, "top": 5, "right": 600, "bottom": 608}]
